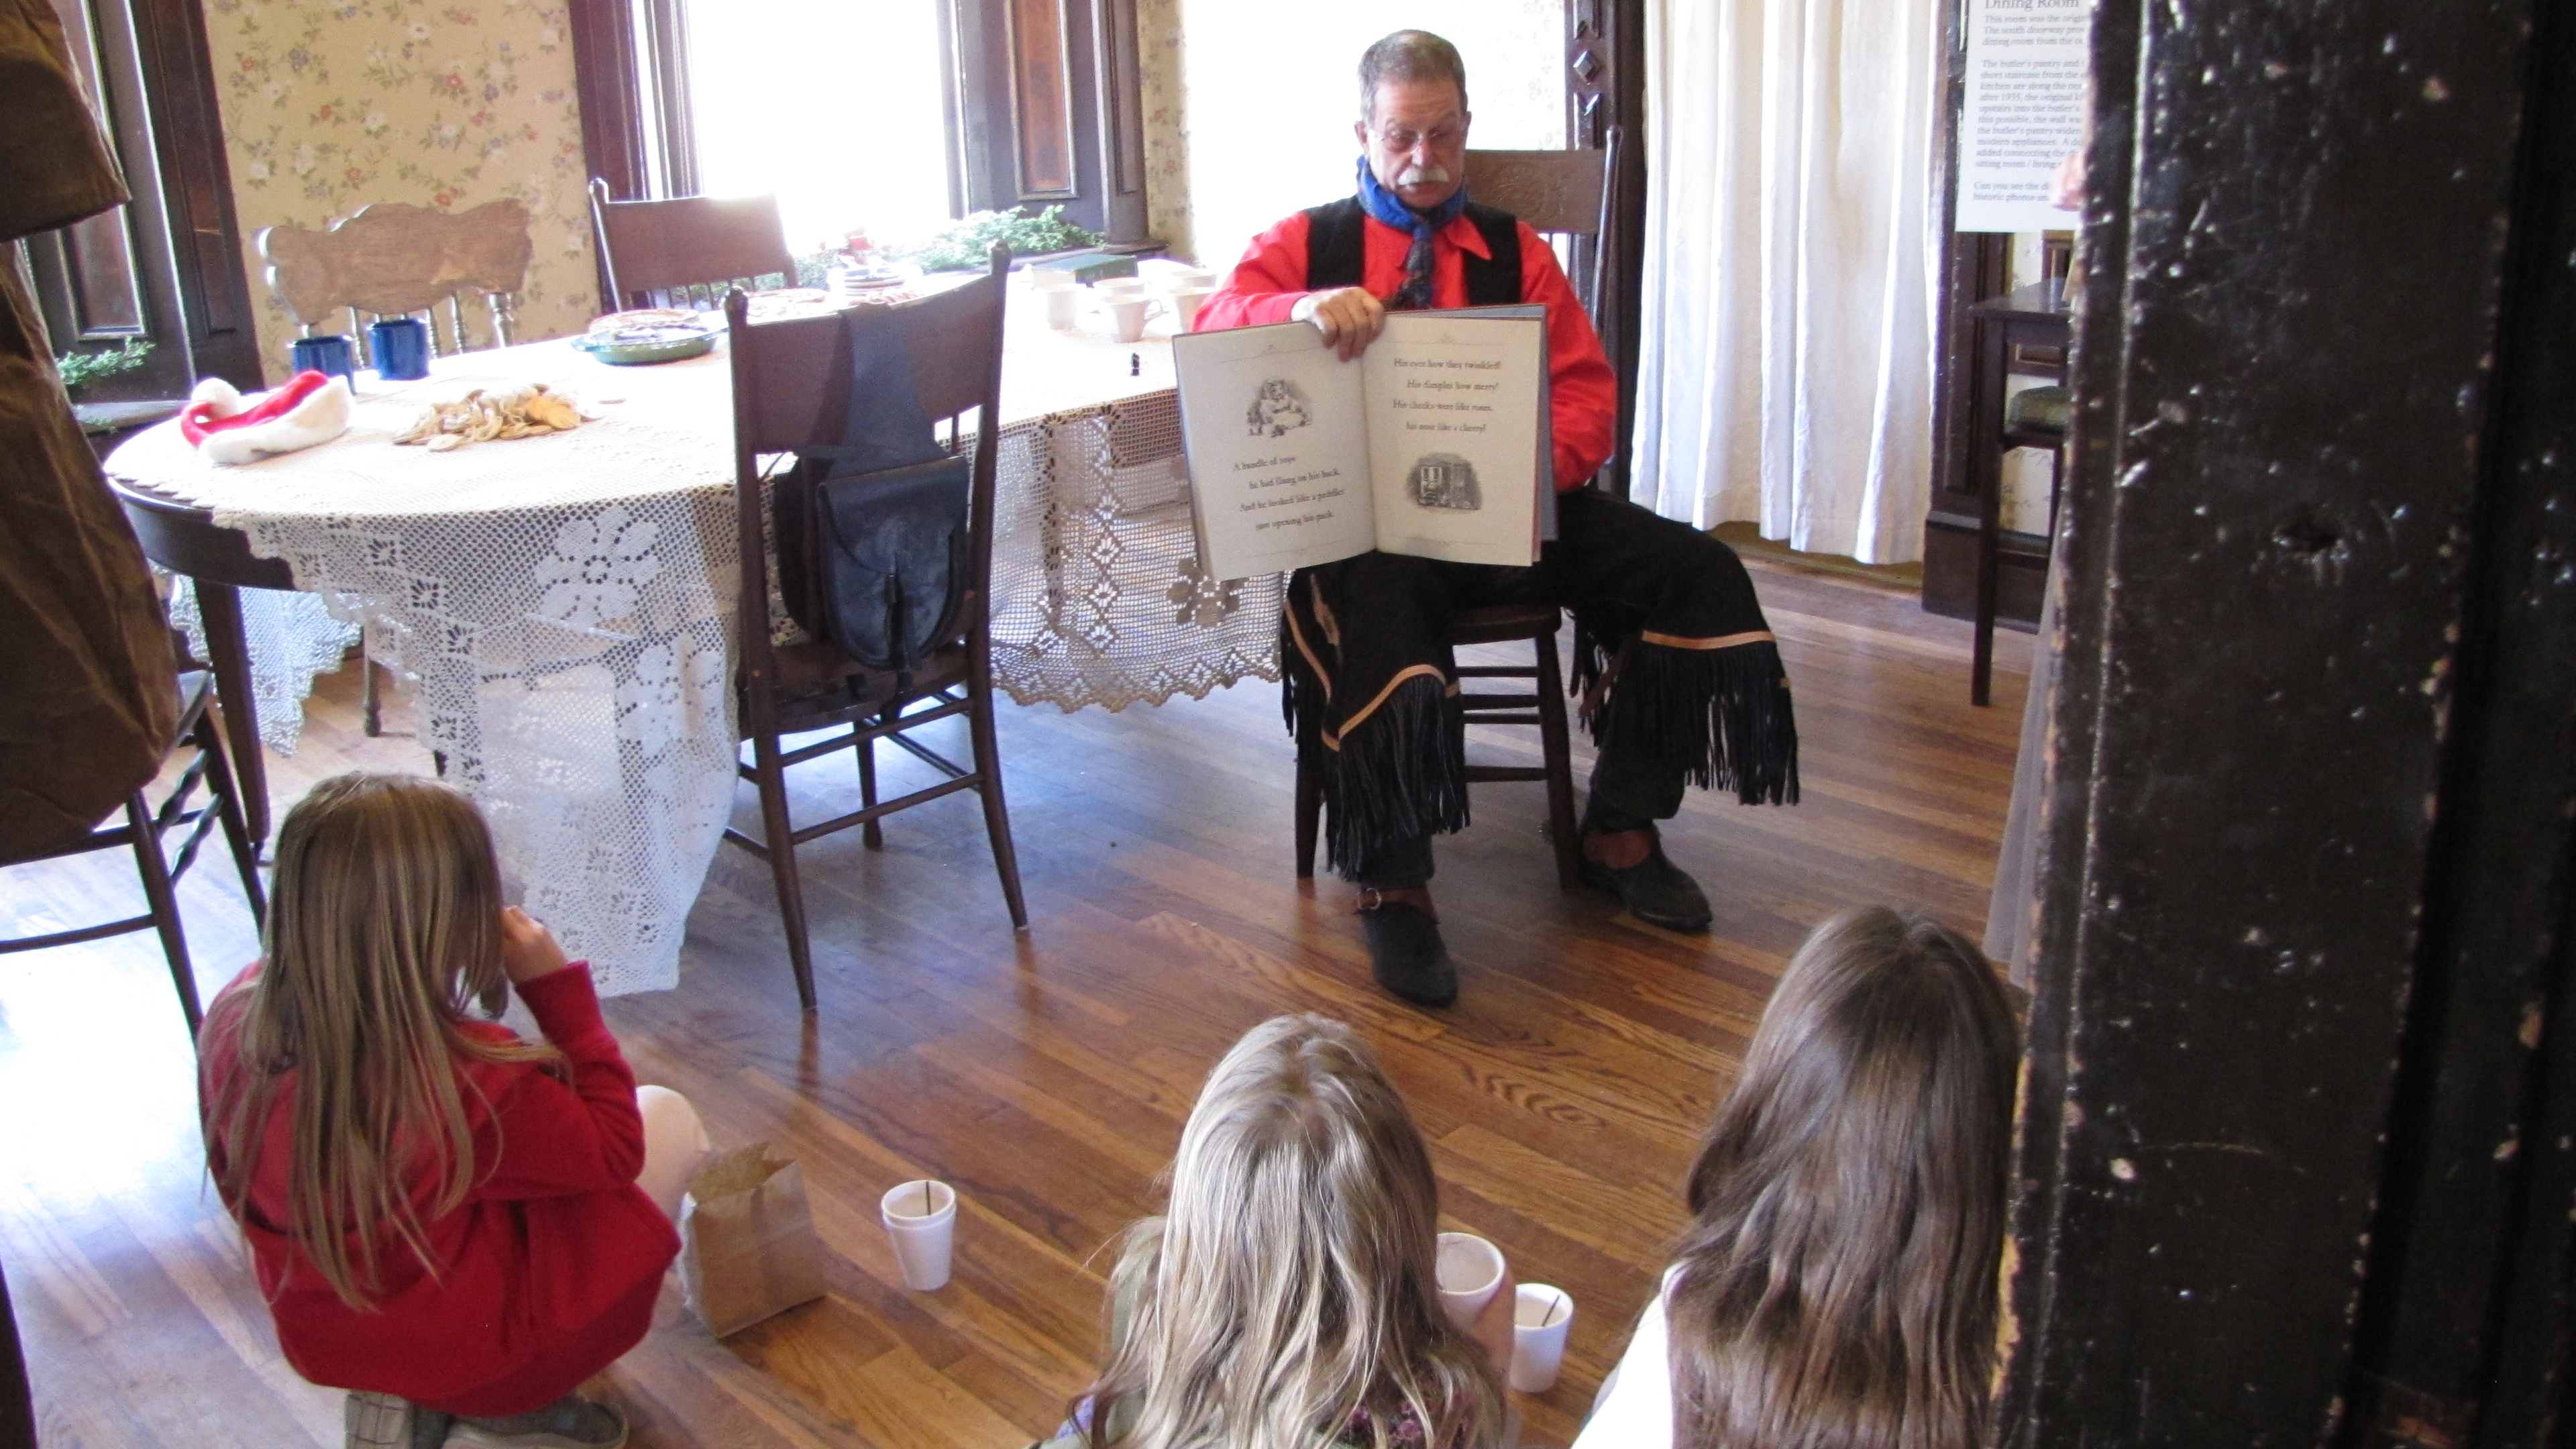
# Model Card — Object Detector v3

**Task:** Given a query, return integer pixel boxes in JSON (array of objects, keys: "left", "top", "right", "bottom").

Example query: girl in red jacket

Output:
[{"left": 199, "top": 773, "right": 710, "bottom": 1449}]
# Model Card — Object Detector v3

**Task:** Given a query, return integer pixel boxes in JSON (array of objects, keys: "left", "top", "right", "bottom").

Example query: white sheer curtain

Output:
[{"left": 1633, "top": 0, "right": 1943, "bottom": 564}]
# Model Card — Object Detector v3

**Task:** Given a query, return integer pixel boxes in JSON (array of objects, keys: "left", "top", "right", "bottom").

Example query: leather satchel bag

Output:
[{"left": 777, "top": 305, "right": 971, "bottom": 677}]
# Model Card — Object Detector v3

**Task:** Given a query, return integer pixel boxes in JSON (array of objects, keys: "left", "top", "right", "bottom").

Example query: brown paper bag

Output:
[{"left": 678, "top": 1142, "right": 825, "bottom": 1338}]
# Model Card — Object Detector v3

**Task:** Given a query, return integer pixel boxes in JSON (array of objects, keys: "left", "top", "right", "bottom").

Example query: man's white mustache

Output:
[{"left": 1396, "top": 164, "right": 1454, "bottom": 187}]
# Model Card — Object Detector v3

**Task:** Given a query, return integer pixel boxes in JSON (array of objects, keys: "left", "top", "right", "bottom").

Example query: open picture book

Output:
[{"left": 1172, "top": 307, "right": 1554, "bottom": 580}]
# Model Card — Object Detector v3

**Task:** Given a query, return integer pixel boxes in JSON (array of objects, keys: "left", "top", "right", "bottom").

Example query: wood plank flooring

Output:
[{"left": 0, "top": 559, "right": 2031, "bottom": 1448}]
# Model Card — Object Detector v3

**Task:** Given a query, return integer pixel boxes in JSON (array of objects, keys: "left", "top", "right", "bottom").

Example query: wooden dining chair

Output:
[
  {"left": 589, "top": 178, "right": 797, "bottom": 311},
  {"left": 0, "top": 660, "right": 267, "bottom": 1036},
  {"left": 1294, "top": 134, "right": 1626, "bottom": 890},
  {"left": 260, "top": 198, "right": 533, "bottom": 358},
  {"left": 191, "top": 200, "right": 535, "bottom": 751},
  {"left": 720, "top": 248, "right": 1027, "bottom": 1010}
]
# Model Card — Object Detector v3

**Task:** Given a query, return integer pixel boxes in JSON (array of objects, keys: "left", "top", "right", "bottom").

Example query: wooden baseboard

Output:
[{"left": 1711, "top": 522, "right": 1925, "bottom": 591}]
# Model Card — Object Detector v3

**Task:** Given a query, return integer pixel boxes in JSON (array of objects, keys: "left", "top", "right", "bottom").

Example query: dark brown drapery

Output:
[{"left": 0, "top": 0, "right": 179, "bottom": 861}]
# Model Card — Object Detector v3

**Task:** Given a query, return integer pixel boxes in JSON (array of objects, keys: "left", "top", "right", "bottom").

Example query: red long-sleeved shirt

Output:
[
  {"left": 199, "top": 962, "right": 678, "bottom": 1416},
  {"left": 1195, "top": 207, "right": 1618, "bottom": 490}
]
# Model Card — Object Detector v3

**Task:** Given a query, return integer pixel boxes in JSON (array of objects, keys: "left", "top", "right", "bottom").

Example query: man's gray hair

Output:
[{"left": 1358, "top": 30, "right": 1468, "bottom": 120}]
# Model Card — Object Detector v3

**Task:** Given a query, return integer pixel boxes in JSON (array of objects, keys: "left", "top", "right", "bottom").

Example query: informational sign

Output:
[{"left": 1954, "top": 0, "right": 2090, "bottom": 232}]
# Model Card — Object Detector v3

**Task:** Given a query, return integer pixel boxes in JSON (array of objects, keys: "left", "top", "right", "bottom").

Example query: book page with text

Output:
[
  {"left": 1360, "top": 312, "right": 1546, "bottom": 566},
  {"left": 1173, "top": 321, "right": 1375, "bottom": 580}
]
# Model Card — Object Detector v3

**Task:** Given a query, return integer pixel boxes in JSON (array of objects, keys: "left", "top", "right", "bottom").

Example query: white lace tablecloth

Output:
[{"left": 105, "top": 283, "right": 1280, "bottom": 994}]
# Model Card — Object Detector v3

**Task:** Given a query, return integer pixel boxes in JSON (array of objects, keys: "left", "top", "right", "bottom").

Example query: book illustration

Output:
[
  {"left": 1174, "top": 310, "right": 1546, "bottom": 578},
  {"left": 1409, "top": 453, "right": 1483, "bottom": 512},
  {"left": 1246, "top": 378, "right": 1313, "bottom": 438}
]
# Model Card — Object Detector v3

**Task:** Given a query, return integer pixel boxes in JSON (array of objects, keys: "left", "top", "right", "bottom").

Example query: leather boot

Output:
[
  {"left": 1356, "top": 888, "right": 1458, "bottom": 1007},
  {"left": 1579, "top": 822, "right": 1713, "bottom": 933}
]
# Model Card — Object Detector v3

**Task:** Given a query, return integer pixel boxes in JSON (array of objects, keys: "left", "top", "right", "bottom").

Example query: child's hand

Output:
[
  {"left": 1470, "top": 1266, "right": 1518, "bottom": 1375},
  {"left": 499, "top": 906, "right": 572, "bottom": 984}
]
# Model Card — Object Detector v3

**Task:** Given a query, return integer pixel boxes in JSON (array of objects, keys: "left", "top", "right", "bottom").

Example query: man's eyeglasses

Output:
[{"left": 1371, "top": 125, "right": 1465, "bottom": 153}]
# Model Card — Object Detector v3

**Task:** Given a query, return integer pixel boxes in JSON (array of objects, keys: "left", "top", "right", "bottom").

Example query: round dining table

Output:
[{"left": 104, "top": 280, "right": 1282, "bottom": 994}]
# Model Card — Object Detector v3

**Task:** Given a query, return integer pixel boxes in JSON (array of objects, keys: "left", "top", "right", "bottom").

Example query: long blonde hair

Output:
[
  {"left": 203, "top": 773, "right": 556, "bottom": 1310},
  {"left": 1665, "top": 906, "right": 2021, "bottom": 1449},
  {"left": 1080, "top": 1014, "right": 1503, "bottom": 1449}
]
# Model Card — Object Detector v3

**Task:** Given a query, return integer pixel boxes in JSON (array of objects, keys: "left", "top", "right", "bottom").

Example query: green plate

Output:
[{"left": 573, "top": 325, "right": 718, "bottom": 366}]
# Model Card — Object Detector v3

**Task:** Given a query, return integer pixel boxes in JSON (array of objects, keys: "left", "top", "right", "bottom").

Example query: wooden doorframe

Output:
[
  {"left": 1566, "top": 0, "right": 1644, "bottom": 499},
  {"left": 2002, "top": 0, "right": 2576, "bottom": 1441},
  {"left": 568, "top": 0, "right": 699, "bottom": 205},
  {"left": 19, "top": 0, "right": 259, "bottom": 397}
]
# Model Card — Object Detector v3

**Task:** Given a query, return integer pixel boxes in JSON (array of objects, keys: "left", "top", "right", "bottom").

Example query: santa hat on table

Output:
[{"left": 179, "top": 370, "right": 354, "bottom": 466}]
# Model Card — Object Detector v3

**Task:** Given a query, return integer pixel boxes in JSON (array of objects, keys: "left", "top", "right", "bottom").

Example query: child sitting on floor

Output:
[
  {"left": 197, "top": 773, "right": 710, "bottom": 1449},
  {"left": 1051, "top": 1014, "right": 1514, "bottom": 1449},
  {"left": 1574, "top": 906, "right": 2021, "bottom": 1449}
]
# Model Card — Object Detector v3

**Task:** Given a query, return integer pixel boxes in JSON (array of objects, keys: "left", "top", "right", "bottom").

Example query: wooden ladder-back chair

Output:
[
  {"left": 260, "top": 198, "right": 533, "bottom": 360},
  {"left": 0, "top": 661, "right": 267, "bottom": 1035},
  {"left": 721, "top": 249, "right": 1027, "bottom": 1010},
  {"left": 1297, "top": 133, "right": 1627, "bottom": 891},
  {"left": 590, "top": 178, "right": 798, "bottom": 311},
  {"left": 161, "top": 199, "right": 539, "bottom": 759}
]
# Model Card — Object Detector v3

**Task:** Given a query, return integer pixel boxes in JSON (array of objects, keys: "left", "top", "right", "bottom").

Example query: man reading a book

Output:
[{"left": 1196, "top": 30, "right": 1800, "bottom": 1007}]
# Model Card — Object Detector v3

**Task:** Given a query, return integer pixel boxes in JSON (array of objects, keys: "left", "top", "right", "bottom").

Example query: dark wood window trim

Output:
[
  {"left": 22, "top": 0, "right": 258, "bottom": 403},
  {"left": 1565, "top": 0, "right": 1644, "bottom": 500},
  {"left": 572, "top": 0, "right": 1151, "bottom": 252},
  {"left": 568, "top": 0, "right": 698, "bottom": 205}
]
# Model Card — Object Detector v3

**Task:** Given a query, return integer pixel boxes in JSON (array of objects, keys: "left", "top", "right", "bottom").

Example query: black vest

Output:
[{"left": 1301, "top": 196, "right": 1523, "bottom": 305}]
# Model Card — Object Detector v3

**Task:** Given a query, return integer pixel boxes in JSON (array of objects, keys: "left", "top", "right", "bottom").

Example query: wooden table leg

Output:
[{"left": 194, "top": 581, "right": 270, "bottom": 846}]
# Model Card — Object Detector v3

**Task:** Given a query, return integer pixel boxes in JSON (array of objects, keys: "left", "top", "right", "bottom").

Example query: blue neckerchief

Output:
[{"left": 1355, "top": 156, "right": 1466, "bottom": 310}]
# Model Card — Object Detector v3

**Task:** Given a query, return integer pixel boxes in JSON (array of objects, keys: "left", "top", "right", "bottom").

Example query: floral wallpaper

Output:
[
  {"left": 202, "top": 0, "right": 598, "bottom": 382},
  {"left": 1135, "top": 0, "right": 1195, "bottom": 264}
]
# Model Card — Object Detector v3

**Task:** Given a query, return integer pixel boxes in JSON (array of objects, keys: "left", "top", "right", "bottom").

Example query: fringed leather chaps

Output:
[{"left": 1283, "top": 489, "right": 1799, "bottom": 881}]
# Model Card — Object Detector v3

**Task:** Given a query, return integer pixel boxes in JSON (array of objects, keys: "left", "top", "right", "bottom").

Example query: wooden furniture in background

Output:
[
  {"left": 1295, "top": 604, "right": 1582, "bottom": 890},
  {"left": 248, "top": 197, "right": 536, "bottom": 736},
  {"left": 570, "top": 0, "right": 1154, "bottom": 246},
  {"left": 720, "top": 251, "right": 1028, "bottom": 1011},
  {"left": 0, "top": 667, "right": 264, "bottom": 1035},
  {"left": 1566, "top": 0, "right": 1648, "bottom": 500},
  {"left": 1465, "top": 129, "right": 1622, "bottom": 335},
  {"left": 22, "top": 0, "right": 262, "bottom": 420},
  {"left": 111, "top": 488, "right": 294, "bottom": 844},
  {"left": 588, "top": 178, "right": 796, "bottom": 311},
  {"left": 258, "top": 199, "right": 534, "bottom": 358},
  {"left": 0, "top": 557, "right": 2029, "bottom": 1449},
  {"left": 1965, "top": 280, "right": 2072, "bottom": 705}
]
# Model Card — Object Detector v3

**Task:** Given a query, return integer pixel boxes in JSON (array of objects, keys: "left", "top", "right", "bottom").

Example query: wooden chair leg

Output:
[
  {"left": 125, "top": 791, "right": 201, "bottom": 1036},
  {"left": 1293, "top": 745, "right": 1322, "bottom": 879},
  {"left": 749, "top": 731, "right": 818, "bottom": 1012},
  {"left": 361, "top": 658, "right": 384, "bottom": 736},
  {"left": 194, "top": 581, "right": 269, "bottom": 845},
  {"left": 965, "top": 665, "right": 1030, "bottom": 930},
  {"left": 1534, "top": 631, "right": 1582, "bottom": 891},
  {"left": 194, "top": 709, "right": 268, "bottom": 932},
  {"left": 194, "top": 706, "right": 270, "bottom": 922},
  {"left": 857, "top": 709, "right": 884, "bottom": 851}
]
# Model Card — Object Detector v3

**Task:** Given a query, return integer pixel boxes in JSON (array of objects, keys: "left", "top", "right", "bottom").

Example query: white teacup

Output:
[
  {"left": 1091, "top": 276, "right": 1147, "bottom": 300},
  {"left": 1167, "top": 286, "right": 1214, "bottom": 332},
  {"left": 1106, "top": 295, "right": 1160, "bottom": 343},
  {"left": 1025, "top": 268, "right": 1078, "bottom": 292},
  {"left": 1044, "top": 287, "right": 1082, "bottom": 328}
]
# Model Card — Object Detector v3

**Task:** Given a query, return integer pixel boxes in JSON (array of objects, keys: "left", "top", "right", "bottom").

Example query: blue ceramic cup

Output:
[
  {"left": 288, "top": 333, "right": 356, "bottom": 383},
  {"left": 368, "top": 316, "right": 432, "bottom": 381}
]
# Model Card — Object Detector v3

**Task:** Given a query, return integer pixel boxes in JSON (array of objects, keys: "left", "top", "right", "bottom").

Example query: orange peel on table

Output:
[{"left": 394, "top": 383, "right": 586, "bottom": 451}]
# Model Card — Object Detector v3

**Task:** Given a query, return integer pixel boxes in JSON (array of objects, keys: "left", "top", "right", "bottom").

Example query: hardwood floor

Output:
[{"left": 0, "top": 558, "right": 2031, "bottom": 1448}]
